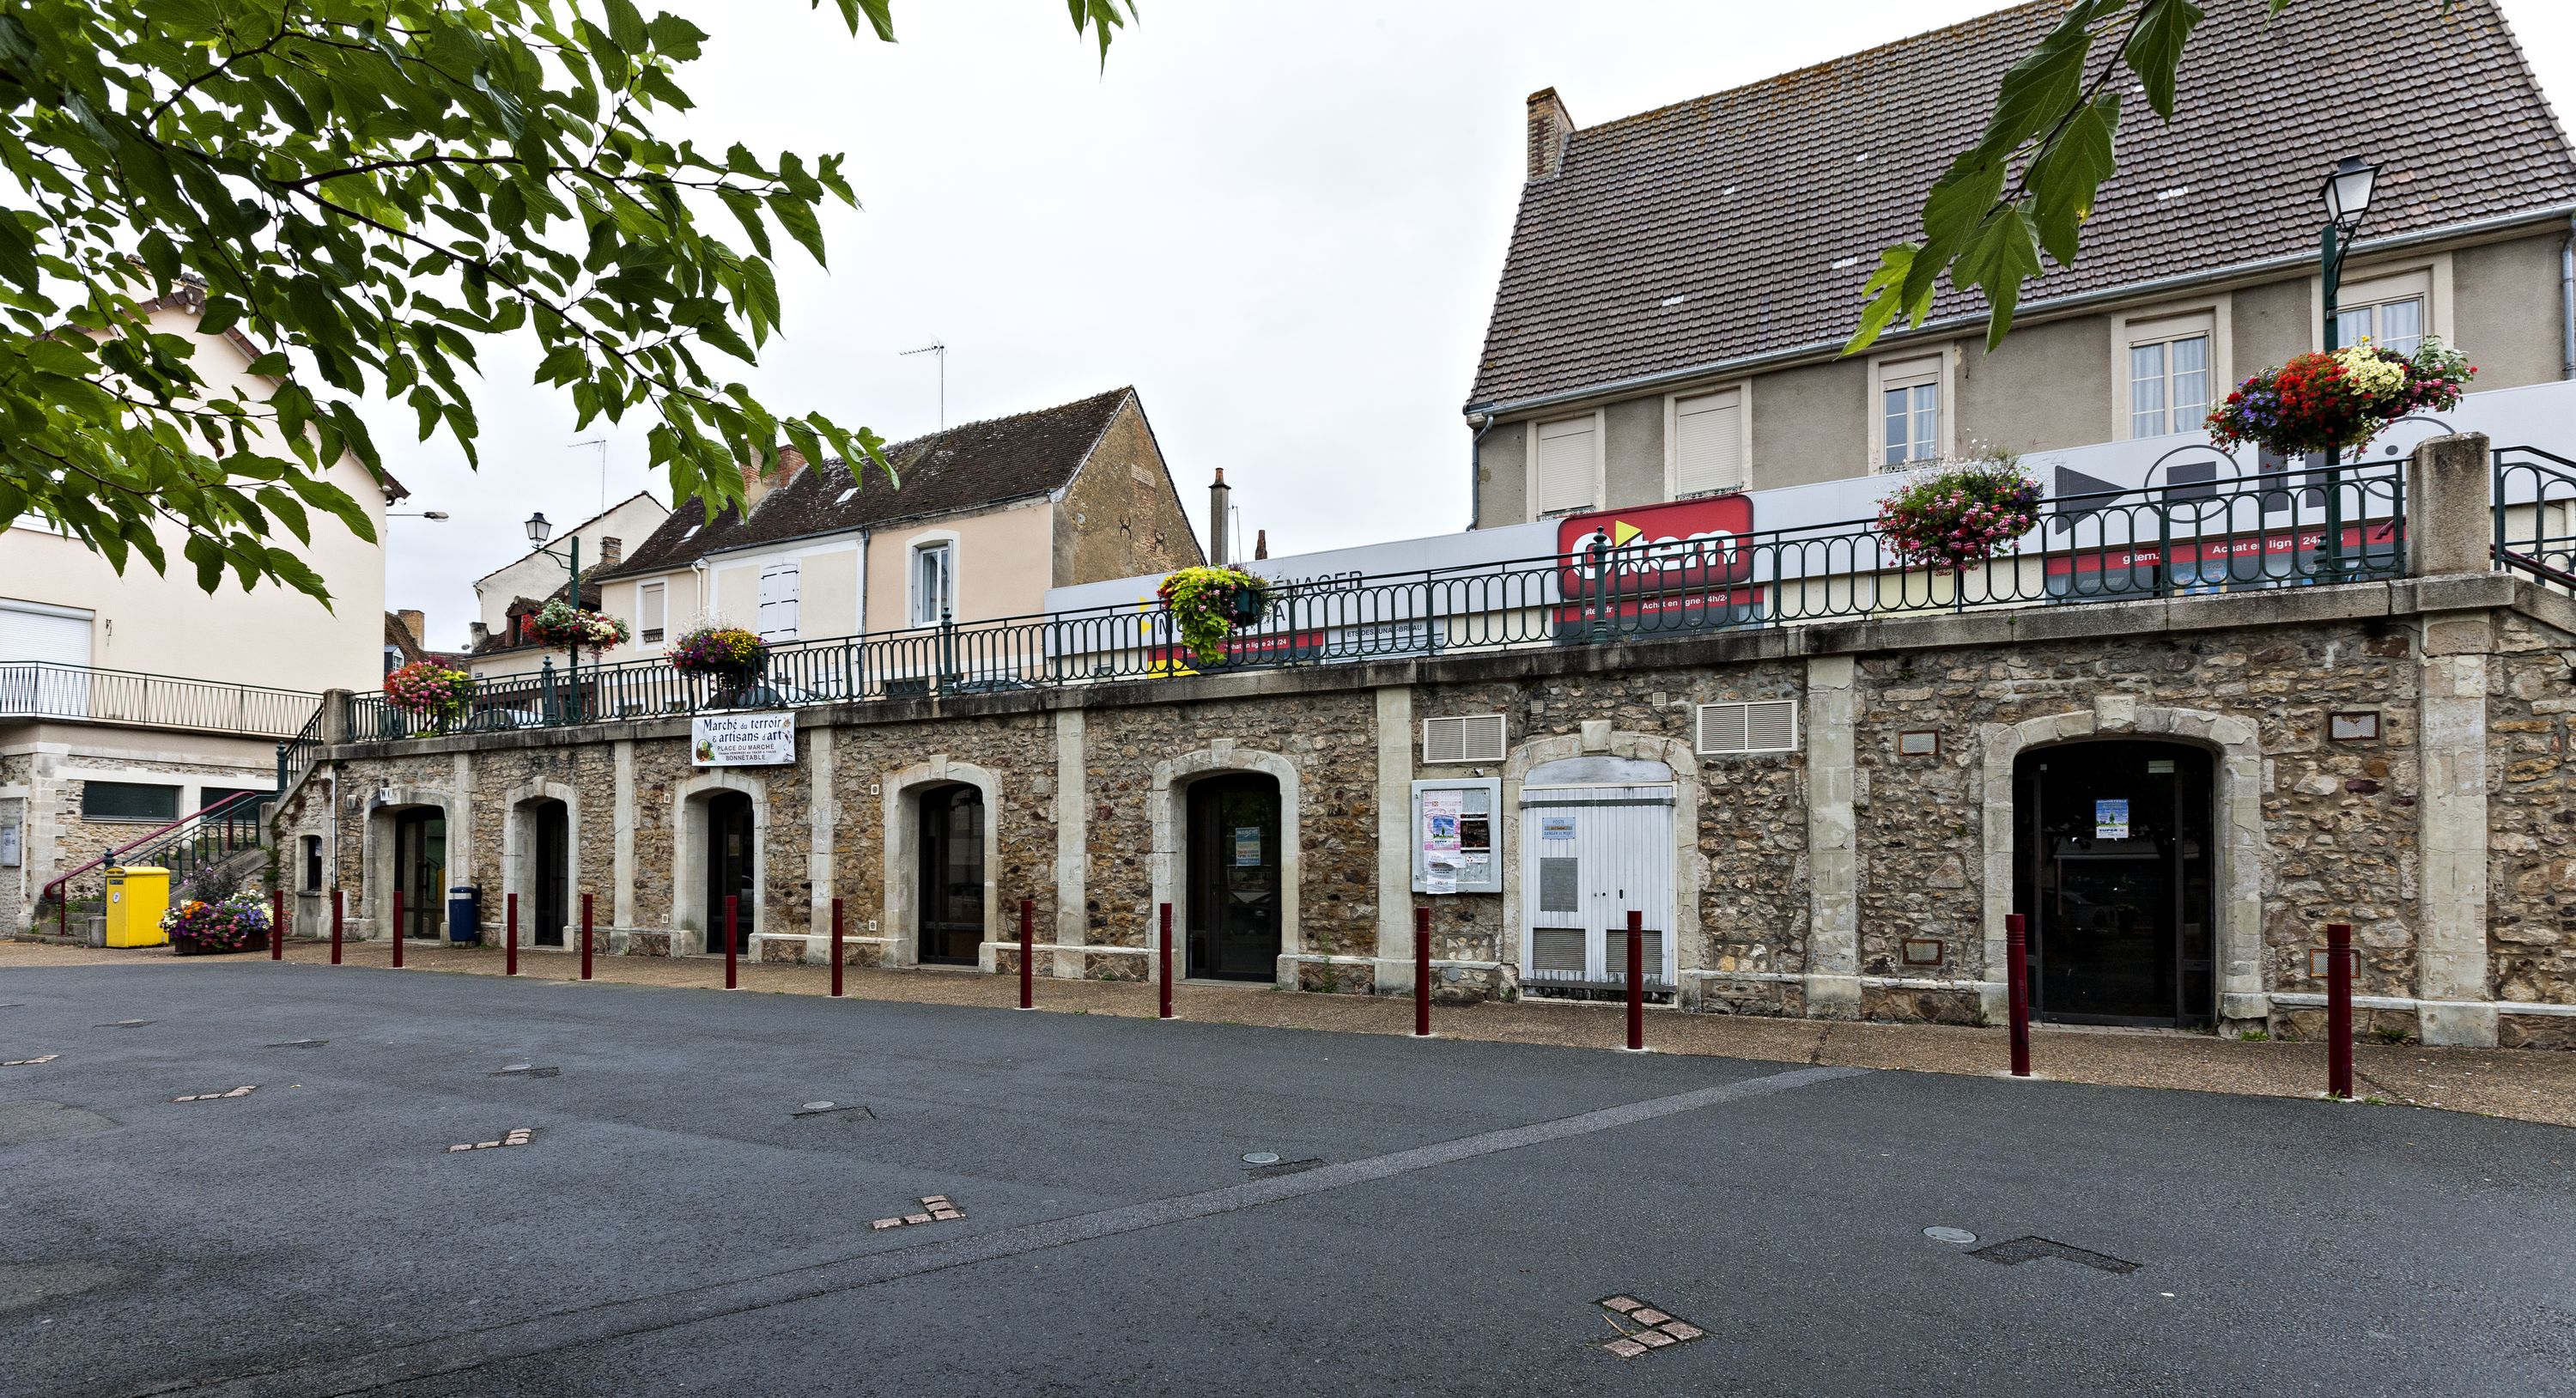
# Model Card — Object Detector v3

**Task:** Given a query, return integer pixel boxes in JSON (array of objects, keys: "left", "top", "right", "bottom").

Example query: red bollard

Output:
[
  {"left": 1158, "top": 902, "right": 1174, "bottom": 1020},
  {"left": 505, "top": 892, "right": 519, "bottom": 977},
  {"left": 724, "top": 895, "right": 739, "bottom": 990},
  {"left": 270, "top": 888, "right": 284, "bottom": 960},
  {"left": 830, "top": 897, "right": 845, "bottom": 998},
  {"left": 580, "top": 893, "right": 594, "bottom": 981},
  {"left": 331, "top": 888, "right": 343, "bottom": 964},
  {"left": 1018, "top": 898, "right": 1036, "bottom": 1010},
  {"left": 1625, "top": 909, "right": 1645, "bottom": 1052},
  {"left": 1413, "top": 907, "right": 1432, "bottom": 1038},
  {"left": 392, "top": 888, "right": 404, "bottom": 968},
  {"left": 2007, "top": 912, "right": 2032, "bottom": 1078},
  {"left": 2327, "top": 921, "right": 2354, "bottom": 1100}
]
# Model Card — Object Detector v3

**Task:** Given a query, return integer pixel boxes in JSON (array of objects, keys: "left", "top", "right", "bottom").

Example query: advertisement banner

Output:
[
  {"left": 1551, "top": 495, "right": 1759, "bottom": 638},
  {"left": 691, "top": 712, "right": 797, "bottom": 767}
]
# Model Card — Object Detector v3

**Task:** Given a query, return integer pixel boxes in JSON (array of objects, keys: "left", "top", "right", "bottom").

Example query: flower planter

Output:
[
  {"left": 2207, "top": 338, "right": 2473, "bottom": 459},
  {"left": 1156, "top": 567, "right": 1271, "bottom": 667}
]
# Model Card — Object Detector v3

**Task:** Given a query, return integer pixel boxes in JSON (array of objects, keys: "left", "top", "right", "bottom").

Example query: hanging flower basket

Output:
[
  {"left": 669, "top": 624, "right": 769, "bottom": 684},
  {"left": 2205, "top": 338, "right": 2474, "bottom": 458},
  {"left": 384, "top": 660, "right": 474, "bottom": 719},
  {"left": 1156, "top": 566, "right": 1271, "bottom": 667},
  {"left": 162, "top": 890, "right": 270, "bottom": 956},
  {"left": 1874, "top": 455, "right": 2043, "bottom": 573},
  {"left": 524, "top": 599, "right": 631, "bottom": 652}
]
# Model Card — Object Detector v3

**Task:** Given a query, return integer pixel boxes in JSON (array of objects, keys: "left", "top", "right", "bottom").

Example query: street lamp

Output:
[
  {"left": 524, "top": 512, "right": 586, "bottom": 721},
  {"left": 2318, "top": 155, "right": 2379, "bottom": 353}
]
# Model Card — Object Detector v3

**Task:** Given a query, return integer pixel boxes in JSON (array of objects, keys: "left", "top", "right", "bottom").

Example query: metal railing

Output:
[
  {"left": 38, "top": 789, "right": 271, "bottom": 936},
  {"left": 347, "top": 459, "right": 2409, "bottom": 739},
  {"left": 276, "top": 705, "right": 325, "bottom": 802},
  {"left": 2494, "top": 445, "right": 2576, "bottom": 595},
  {"left": 0, "top": 662, "right": 320, "bottom": 739}
]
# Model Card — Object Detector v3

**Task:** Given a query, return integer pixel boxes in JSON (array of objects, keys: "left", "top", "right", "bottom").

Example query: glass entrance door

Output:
[
  {"left": 704, "top": 791, "right": 754, "bottom": 953},
  {"left": 2014, "top": 742, "right": 2215, "bottom": 1026},
  {"left": 392, "top": 810, "right": 445, "bottom": 941},
  {"left": 1185, "top": 774, "right": 1281, "bottom": 981},
  {"left": 917, "top": 786, "right": 984, "bottom": 964},
  {"left": 532, "top": 801, "right": 568, "bottom": 947}
]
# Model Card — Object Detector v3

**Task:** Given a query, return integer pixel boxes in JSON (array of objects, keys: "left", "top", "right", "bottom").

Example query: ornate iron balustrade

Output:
[
  {"left": 2494, "top": 445, "right": 2576, "bottom": 595},
  {"left": 0, "top": 662, "right": 320, "bottom": 739}
]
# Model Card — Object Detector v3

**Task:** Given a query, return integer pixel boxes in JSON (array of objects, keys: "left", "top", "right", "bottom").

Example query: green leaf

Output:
[
  {"left": 2124, "top": 0, "right": 2207, "bottom": 121},
  {"left": 2027, "top": 91, "right": 2120, "bottom": 266},
  {"left": 1843, "top": 243, "right": 1920, "bottom": 355},
  {"left": 1951, "top": 202, "right": 2044, "bottom": 352},
  {"left": 1969, "top": 1, "right": 2105, "bottom": 164}
]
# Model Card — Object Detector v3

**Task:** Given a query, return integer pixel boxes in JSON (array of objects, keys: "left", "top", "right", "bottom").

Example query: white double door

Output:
[{"left": 1520, "top": 783, "right": 1675, "bottom": 986}]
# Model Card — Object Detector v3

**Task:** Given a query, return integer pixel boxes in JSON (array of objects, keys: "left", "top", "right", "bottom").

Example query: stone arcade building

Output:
[{"left": 273, "top": 438, "right": 2575, "bottom": 1049}]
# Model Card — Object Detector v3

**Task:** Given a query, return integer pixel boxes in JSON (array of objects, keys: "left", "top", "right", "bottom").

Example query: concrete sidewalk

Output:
[{"left": 9, "top": 937, "right": 2573, "bottom": 1130}]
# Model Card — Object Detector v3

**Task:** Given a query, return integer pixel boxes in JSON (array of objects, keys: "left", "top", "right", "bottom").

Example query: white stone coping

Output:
[
  {"left": 1681, "top": 969, "right": 2002, "bottom": 993},
  {"left": 2269, "top": 992, "right": 2576, "bottom": 1018}
]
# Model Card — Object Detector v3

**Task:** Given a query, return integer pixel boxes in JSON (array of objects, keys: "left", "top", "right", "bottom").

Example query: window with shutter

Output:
[
  {"left": 1671, "top": 389, "right": 1744, "bottom": 496},
  {"left": 1696, "top": 700, "right": 1799, "bottom": 755},
  {"left": 638, "top": 582, "right": 666, "bottom": 645},
  {"left": 1532, "top": 416, "right": 1595, "bottom": 515},
  {"left": 1422, "top": 714, "right": 1507, "bottom": 763},
  {"left": 756, "top": 563, "right": 799, "bottom": 641}
]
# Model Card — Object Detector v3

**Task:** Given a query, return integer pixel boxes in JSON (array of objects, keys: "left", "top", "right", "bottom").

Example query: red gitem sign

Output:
[{"left": 1553, "top": 495, "right": 1757, "bottom": 635}]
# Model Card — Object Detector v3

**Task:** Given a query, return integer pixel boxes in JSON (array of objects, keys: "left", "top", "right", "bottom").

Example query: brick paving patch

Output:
[{"left": 1593, "top": 1295, "right": 1707, "bottom": 1360}]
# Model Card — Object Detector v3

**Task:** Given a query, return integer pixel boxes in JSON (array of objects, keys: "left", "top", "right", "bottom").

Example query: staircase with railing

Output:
[{"left": 36, "top": 790, "right": 272, "bottom": 940}]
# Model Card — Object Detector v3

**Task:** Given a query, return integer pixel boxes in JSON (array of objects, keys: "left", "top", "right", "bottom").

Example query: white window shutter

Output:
[
  {"left": 0, "top": 605, "right": 92, "bottom": 667},
  {"left": 638, "top": 583, "right": 666, "bottom": 642},
  {"left": 1671, "top": 391, "right": 1743, "bottom": 496},
  {"left": 1423, "top": 714, "right": 1506, "bottom": 763},
  {"left": 1697, "top": 700, "right": 1798, "bottom": 755},
  {"left": 1534, "top": 417, "right": 1595, "bottom": 514},
  {"left": 756, "top": 564, "right": 799, "bottom": 641}
]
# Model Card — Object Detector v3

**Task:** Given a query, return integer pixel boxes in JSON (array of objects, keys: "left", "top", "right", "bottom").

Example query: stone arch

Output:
[
  {"left": 879, "top": 757, "right": 1001, "bottom": 969},
  {"left": 1977, "top": 697, "right": 2264, "bottom": 1025},
  {"left": 500, "top": 778, "right": 581, "bottom": 949},
  {"left": 671, "top": 769, "right": 769, "bottom": 956},
  {"left": 360, "top": 785, "right": 459, "bottom": 943},
  {"left": 1149, "top": 742, "right": 1302, "bottom": 989},
  {"left": 1499, "top": 729, "right": 1702, "bottom": 992}
]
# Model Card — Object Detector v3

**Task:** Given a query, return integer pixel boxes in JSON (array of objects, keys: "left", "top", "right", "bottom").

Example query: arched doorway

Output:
[
  {"left": 529, "top": 799, "right": 569, "bottom": 947},
  {"left": 2012, "top": 740, "right": 2215, "bottom": 1026},
  {"left": 391, "top": 808, "right": 446, "bottom": 942},
  {"left": 705, "top": 790, "right": 756, "bottom": 955},
  {"left": 916, "top": 784, "right": 985, "bottom": 965},
  {"left": 1184, "top": 773, "right": 1281, "bottom": 981}
]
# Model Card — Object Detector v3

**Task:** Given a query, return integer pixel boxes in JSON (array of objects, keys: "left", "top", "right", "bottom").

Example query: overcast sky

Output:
[{"left": 380, "top": 0, "right": 2576, "bottom": 650}]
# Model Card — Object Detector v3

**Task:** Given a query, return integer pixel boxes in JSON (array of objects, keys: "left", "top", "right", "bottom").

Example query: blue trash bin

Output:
[{"left": 447, "top": 885, "right": 482, "bottom": 944}]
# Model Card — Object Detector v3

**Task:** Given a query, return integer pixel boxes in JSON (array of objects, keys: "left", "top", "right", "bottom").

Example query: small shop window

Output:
[{"left": 82, "top": 781, "right": 179, "bottom": 822}]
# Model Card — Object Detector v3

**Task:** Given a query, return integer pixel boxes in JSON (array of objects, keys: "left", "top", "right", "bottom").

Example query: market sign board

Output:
[{"left": 692, "top": 712, "right": 796, "bottom": 767}]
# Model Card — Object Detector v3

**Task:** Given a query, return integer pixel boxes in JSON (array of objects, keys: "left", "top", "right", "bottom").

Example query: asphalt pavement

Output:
[{"left": 3, "top": 962, "right": 2570, "bottom": 1396}]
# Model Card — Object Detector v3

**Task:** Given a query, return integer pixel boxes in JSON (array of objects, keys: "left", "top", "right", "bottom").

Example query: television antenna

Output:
[
  {"left": 900, "top": 340, "right": 948, "bottom": 430},
  {"left": 568, "top": 438, "right": 608, "bottom": 512}
]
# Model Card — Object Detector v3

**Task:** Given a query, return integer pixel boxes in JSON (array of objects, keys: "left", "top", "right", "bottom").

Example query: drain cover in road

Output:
[
  {"left": 1969, "top": 1236, "right": 2139, "bottom": 1274},
  {"left": 489, "top": 1066, "right": 561, "bottom": 1078},
  {"left": 447, "top": 1128, "right": 537, "bottom": 1152},
  {"left": 267, "top": 1039, "right": 330, "bottom": 1048},
  {"left": 173, "top": 1086, "right": 258, "bottom": 1103},
  {"left": 793, "top": 1102, "right": 872, "bottom": 1119},
  {"left": 869, "top": 1195, "right": 965, "bottom": 1231},
  {"left": 1594, "top": 1295, "right": 1707, "bottom": 1359},
  {"left": 3, "top": 1055, "right": 59, "bottom": 1067}
]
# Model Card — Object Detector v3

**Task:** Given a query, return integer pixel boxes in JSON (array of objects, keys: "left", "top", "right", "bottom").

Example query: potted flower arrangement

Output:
[
  {"left": 1156, "top": 566, "right": 1271, "bottom": 667},
  {"left": 385, "top": 659, "right": 473, "bottom": 720},
  {"left": 669, "top": 624, "right": 769, "bottom": 684},
  {"left": 1874, "top": 453, "right": 2044, "bottom": 574},
  {"left": 524, "top": 599, "right": 631, "bottom": 652},
  {"left": 2205, "top": 337, "right": 2474, "bottom": 458},
  {"left": 161, "top": 889, "right": 270, "bottom": 955}
]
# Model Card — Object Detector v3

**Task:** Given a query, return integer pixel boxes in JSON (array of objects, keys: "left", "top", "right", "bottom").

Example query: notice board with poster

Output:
[{"left": 1410, "top": 777, "right": 1501, "bottom": 894}]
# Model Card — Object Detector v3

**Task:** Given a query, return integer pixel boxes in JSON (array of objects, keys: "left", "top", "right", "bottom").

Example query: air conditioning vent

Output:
[
  {"left": 1697, "top": 700, "right": 1799, "bottom": 755},
  {"left": 1423, "top": 714, "right": 1507, "bottom": 764}
]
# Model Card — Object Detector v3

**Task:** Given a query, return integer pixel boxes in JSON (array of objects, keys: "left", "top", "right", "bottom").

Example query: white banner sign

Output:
[{"left": 691, "top": 712, "right": 796, "bottom": 767}]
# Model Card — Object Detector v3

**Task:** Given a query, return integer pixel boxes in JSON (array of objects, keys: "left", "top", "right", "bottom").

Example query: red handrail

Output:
[{"left": 39, "top": 789, "right": 267, "bottom": 907}]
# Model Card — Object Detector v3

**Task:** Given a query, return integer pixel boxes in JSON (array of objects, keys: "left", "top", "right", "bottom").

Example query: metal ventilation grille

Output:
[
  {"left": 1697, "top": 700, "right": 1799, "bottom": 755},
  {"left": 1424, "top": 714, "right": 1507, "bottom": 763}
]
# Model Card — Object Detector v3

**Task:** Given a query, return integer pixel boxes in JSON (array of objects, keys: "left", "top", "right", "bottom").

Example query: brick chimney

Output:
[
  {"left": 397, "top": 610, "right": 426, "bottom": 647},
  {"left": 598, "top": 536, "right": 623, "bottom": 567},
  {"left": 1254, "top": 529, "right": 1268, "bottom": 562},
  {"left": 1208, "top": 468, "right": 1231, "bottom": 568},
  {"left": 738, "top": 444, "right": 805, "bottom": 513},
  {"left": 1526, "top": 88, "right": 1573, "bottom": 180}
]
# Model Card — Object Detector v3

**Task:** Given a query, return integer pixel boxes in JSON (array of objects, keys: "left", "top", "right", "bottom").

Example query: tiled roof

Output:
[
  {"left": 592, "top": 388, "right": 1134, "bottom": 581},
  {"left": 1467, "top": 0, "right": 2576, "bottom": 409}
]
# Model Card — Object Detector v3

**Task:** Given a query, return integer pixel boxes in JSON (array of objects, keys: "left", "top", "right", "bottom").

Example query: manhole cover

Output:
[
  {"left": 1241, "top": 1152, "right": 1280, "bottom": 1165},
  {"left": 1923, "top": 1226, "right": 1978, "bottom": 1245}
]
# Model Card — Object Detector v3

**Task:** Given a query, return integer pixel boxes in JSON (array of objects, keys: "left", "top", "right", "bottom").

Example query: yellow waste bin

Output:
[{"left": 104, "top": 866, "right": 171, "bottom": 948}]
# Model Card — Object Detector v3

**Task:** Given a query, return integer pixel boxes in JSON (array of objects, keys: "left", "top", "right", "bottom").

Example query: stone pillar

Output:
[
  {"left": 1803, "top": 656, "right": 1862, "bottom": 1016},
  {"left": 319, "top": 690, "right": 352, "bottom": 745},
  {"left": 2417, "top": 611, "right": 2496, "bottom": 1047},
  {"left": 807, "top": 727, "right": 835, "bottom": 952},
  {"left": 448, "top": 752, "right": 473, "bottom": 886},
  {"left": 1053, "top": 708, "right": 1088, "bottom": 979},
  {"left": 2406, "top": 432, "right": 2490, "bottom": 577},
  {"left": 1372, "top": 685, "right": 1415, "bottom": 996},
  {"left": 612, "top": 739, "right": 637, "bottom": 927}
]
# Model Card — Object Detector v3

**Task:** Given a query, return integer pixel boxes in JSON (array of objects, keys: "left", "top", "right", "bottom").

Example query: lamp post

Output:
[
  {"left": 525, "top": 513, "right": 582, "bottom": 722},
  {"left": 2316, "top": 155, "right": 2379, "bottom": 580}
]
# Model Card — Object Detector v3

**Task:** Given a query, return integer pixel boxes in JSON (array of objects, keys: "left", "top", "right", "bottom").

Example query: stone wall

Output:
[{"left": 275, "top": 572, "right": 2576, "bottom": 1048}]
